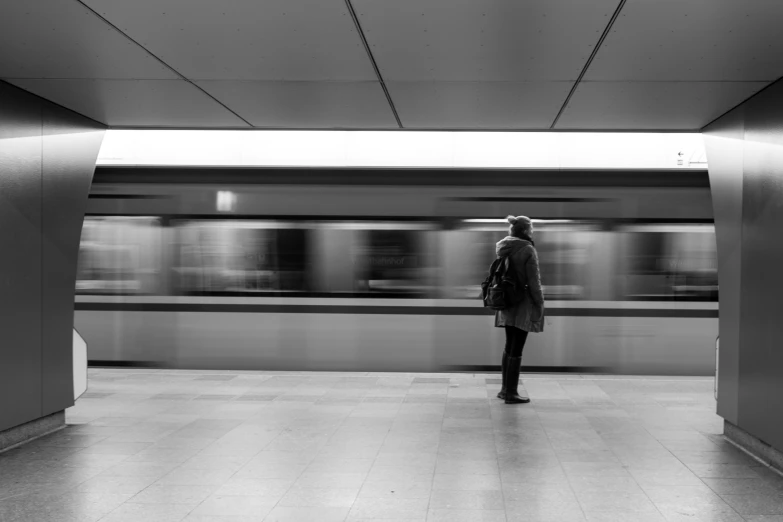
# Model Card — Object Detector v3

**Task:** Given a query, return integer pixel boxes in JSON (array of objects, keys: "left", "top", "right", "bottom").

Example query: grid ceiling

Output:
[{"left": 0, "top": 0, "right": 779, "bottom": 130}]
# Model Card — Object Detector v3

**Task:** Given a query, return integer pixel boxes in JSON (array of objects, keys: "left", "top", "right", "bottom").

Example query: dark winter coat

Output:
[{"left": 493, "top": 236, "right": 545, "bottom": 332}]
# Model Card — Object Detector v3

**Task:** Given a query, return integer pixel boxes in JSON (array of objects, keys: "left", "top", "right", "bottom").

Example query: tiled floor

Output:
[{"left": 2, "top": 369, "right": 783, "bottom": 522}]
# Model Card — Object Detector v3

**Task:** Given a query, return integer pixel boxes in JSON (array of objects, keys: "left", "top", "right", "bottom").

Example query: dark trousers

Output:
[{"left": 504, "top": 326, "right": 529, "bottom": 358}]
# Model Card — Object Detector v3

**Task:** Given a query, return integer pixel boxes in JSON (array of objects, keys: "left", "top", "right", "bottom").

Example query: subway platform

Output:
[{"left": 1, "top": 369, "right": 782, "bottom": 522}]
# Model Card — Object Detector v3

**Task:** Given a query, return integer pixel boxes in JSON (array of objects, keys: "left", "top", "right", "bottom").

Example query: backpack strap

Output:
[
  {"left": 487, "top": 257, "right": 504, "bottom": 280},
  {"left": 502, "top": 255, "right": 520, "bottom": 285}
]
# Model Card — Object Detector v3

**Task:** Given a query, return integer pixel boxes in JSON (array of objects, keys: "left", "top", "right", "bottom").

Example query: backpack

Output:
[{"left": 481, "top": 256, "right": 525, "bottom": 311}]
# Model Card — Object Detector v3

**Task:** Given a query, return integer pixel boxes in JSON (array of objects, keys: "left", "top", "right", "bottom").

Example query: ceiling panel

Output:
[
  {"left": 556, "top": 81, "right": 767, "bottom": 130},
  {"left": 353, "top": 0, "right": 617, "bottom": 81},
  {"left": 81, "top": 0, "right": 375, "bottom": 81},
  {"left": 2, "top": 0, "right": 780, "bottom": 130},
  {"left": 0, "top": 0, "right": 175, "bottom": 79},
  {"left": 387, "top": 82, "right": 572, "bottom": 129},
  {"left": 197, "top": 81, "right": 397, "bottom": 128},
  {"left": 586, "top": 0, "right": 783, "bottom": 81},
  {"left": 8, "top": 79, "right": 250, "bottom": 128}
]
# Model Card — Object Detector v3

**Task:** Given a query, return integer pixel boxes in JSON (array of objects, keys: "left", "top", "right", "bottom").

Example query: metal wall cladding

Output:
[
  {"left": 0, "top": 83, "right": 44, "bottom": 433},
  {"left": 703, "top": 107, "right": 745, "bottom": 425},
  {"left": 41, "top": 104, "right": 105, "bottom": 416},
  {"left": 738, "top": 82, "right": 783, "bottom": 452},
  {"left": 704, "top": 78, "right": 783, "bottom": 452},
  {"left": 0, "top": 81, "right": 105, "bottom": 432}
]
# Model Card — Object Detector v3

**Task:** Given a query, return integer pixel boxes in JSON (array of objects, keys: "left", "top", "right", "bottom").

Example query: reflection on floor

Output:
[{"left": 1, "top": 369, "right": 782, "bottom": 521}]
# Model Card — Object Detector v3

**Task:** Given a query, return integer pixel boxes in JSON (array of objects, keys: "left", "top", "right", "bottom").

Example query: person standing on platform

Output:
[{"left": 494, "top": 215, "right": 545, "bottom": 404}]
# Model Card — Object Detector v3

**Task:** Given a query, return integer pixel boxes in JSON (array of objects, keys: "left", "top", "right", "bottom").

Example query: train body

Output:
[{"left": 75, "top": 167, "right": 718, "bottom": 375}]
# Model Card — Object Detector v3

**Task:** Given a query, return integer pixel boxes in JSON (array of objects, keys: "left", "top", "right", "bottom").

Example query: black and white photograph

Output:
[{"left": 1, "top": 1, "right": 782, "bottom": 521}]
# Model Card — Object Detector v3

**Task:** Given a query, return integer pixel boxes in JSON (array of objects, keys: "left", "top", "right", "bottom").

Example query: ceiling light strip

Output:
[
  {"left": 343, "top": 0, "right": 404, "bottom": 129},
  {"left": 73, "top": 0, "right": 254, "bottom": 128},
  {"left": 549, "top": 0, "right": 628, "bottom": 130}
]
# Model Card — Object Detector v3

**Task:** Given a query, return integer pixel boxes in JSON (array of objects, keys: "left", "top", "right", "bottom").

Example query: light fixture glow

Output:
[
  {"left": 216, "top": 191, "right": 236, "bottom": 212},
  {"left": 97, "top": 130, "right": 707, "bottom": 170}
]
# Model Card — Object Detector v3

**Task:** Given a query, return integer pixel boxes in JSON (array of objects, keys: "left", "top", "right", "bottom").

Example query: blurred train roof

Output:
[{"left": 2, "top": 1, "right": 781, "bottom": 131}]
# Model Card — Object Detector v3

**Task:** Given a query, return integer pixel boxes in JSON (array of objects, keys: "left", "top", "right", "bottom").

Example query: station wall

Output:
[
  {"left": 0, "top": 81, "right": 105, "bottom": 433},
  {"left": 704, "top": 77, "right": 783, "bottom": 453}
]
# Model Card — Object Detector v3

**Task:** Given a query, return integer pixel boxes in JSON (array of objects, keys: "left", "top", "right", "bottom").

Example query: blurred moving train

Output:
[{"left": 75, "top": 167, "right": 718, "bottom": 375}]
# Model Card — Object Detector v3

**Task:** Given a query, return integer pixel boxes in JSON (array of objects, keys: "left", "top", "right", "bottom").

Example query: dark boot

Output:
[
  {"left": 504, "top": 356, "right": 530, "bottom": 404},
  {"left": 497, "top": 351, "right": 508, "bottom": 399}
]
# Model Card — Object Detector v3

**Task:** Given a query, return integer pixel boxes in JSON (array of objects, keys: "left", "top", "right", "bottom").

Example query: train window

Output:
[
  {"left": 172, "top": 220, "right": 310, "bottom": 295},
  {"left": 76, "top": 216, "right": 162, "bottom": 295},
  {"left": 444, "top": 219, "right": 599, "bottom": 300},
  {"left": 351, "top": 223, "right": 437, "bottom": 298},
  {"left": 619, "top": 224, "right": 717, "bottom": 301}
]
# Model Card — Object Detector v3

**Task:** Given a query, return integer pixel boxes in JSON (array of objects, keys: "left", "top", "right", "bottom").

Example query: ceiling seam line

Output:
[
  {"left": 549, "top": 0, "right": 628, "bottom": 130},
  {"left": 72, "top": 0, "right": 254, "bottom": 128},
  {"left": 343, "top": 0, "right": 403, "bottom": 129}
]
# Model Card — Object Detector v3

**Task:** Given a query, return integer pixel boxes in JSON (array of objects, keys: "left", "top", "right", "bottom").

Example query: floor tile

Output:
[
  {"left": 686, "top": 464, "right": 762, "bottom": 479},
  {"left": 429, "top": 489, "right": 504, "bottom": 510},
  {"left": 128, "top": 485, "right": 218, "bottom": 505},
  {"left": 293, "top": 472, "right": 367, "bottom": 489},
  {"left": 642, "top": 484, "right": 724, "bottom": 503},
  {"left": 278, "top": 486, "right": 359, "bottom": 507},
  {"left": 702, "top": 478, "right": 778, "bottom": 495},
  {"left": 577, "top": 491, "right": 660, "bottom": 513},
  {"left": 502, "top": 482, "right": 578, "bottom": 503},
  {"left": 156, "top": 468, "right": 237, "bottom": 486},
  {"left": 357, "top": 480, "right": 433, "bottom": 499},
  {"left": 100, "top": 502, "right": 196, "bottom": 522},
  {"left": 504, "top": 500, "right": 586, "bottom": 521},
  {"left": 263, "top": 506, "right": 350, "bottom": 521},
  {"left": 347, "top": 497, "right": 429, "bottom": 519},
  {"left": 432, "top": 473, "right": 502, "bottom": 491},
  {"left": 655, "top": 504, "right": 745, "bottom": 521},
  {"left": 629, "top": 467, "right": 705, "bottom": 487},
  {"left": 189, "top": 495, "right": 277, "bottom": 517},
  {"left": 76, "top": 475, "right": 158, "bottom": 495},
  {"left": 214, "top": 478, "right": 294, "bottom": 498},
  {"left": 426, "top": 509, "right": 506, "bottom": 521},
  {"left": 583, "top": 513, "right": 667, "bottom": 522},
  {"left": 0, "top": 369, "right": 762, "bottom": 522},
  {"left": 719, "top": 494, "right": 783, "bottom": 515}
]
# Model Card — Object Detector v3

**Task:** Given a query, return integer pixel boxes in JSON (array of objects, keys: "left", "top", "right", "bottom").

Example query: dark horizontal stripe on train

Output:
[
  {"left": 93, "top": 167, "right": 710, "bottom": 188},
  {"left": 77, "top": 292, "right": 718, "bottom": 303},
  {"left": 75, "top": 302, "right": 719, "bottom": 318},
  {"left": 87, "top": 361, "right": 611, "bottom": 374},
  {"left": 79, "top": 291, "right": 431, "bottom": 299},
  {"left": 443, "top": 197, "right": 612, "bottom": 203},
  {"left": 88, "top": 194, "right": 171, "bottom": 200},
  {"left": 446, "top": 365, "right": 613, "bottom": 374},
  {"left": 83, "top": 213, "right": 716, "bottom": 226},
  {"left": 82, "top": 291, "right": 716, "bottom": 303},
  {"left": 88, "top": 360, "right": 161, "bottom": 369}
]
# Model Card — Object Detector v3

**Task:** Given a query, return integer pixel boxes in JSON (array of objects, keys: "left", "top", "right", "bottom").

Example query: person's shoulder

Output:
[
  {"left": 511, "top": 244, "right": 533, "bottom": 261},
  {"left": 519, "top": 243, "right": 537, "bottom": 256}
]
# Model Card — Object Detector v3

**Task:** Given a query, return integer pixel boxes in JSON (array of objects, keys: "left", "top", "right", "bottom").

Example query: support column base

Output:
[
  {"left": 0, "top": 411, "right": 65, "bottom": 453},
  {"left": 724, "top": 420, "right": 783, "bottom": 475}
]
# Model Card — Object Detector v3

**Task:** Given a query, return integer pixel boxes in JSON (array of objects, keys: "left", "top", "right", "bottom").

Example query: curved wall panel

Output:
[
  {"left": 703, "top": 108, "right": 744, "bottom": 424},
  {"left": 704, "top": 77, "right": 783, "bottom": 454},
  {"left": 0, "top": 81, "right": 105, "bottom": 433},
  {"left": 41, "top": 103, "right": 105, "bottom": 416}
]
